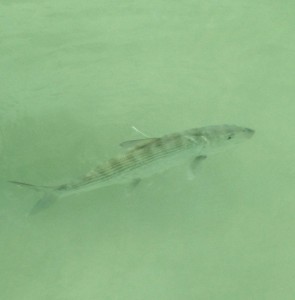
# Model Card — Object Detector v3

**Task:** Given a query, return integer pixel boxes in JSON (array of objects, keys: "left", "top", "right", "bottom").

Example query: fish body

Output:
[
  {"left": 58, "top": 131, "right": 202, "bottom": 196},
  {"left": 10, "top": 124, "right": 254, "bottom": 214}
]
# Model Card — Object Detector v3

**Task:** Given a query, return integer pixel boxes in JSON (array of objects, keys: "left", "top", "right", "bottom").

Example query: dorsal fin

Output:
[{"left": 119, "top": 138, "right": 158, "bottom": 149}]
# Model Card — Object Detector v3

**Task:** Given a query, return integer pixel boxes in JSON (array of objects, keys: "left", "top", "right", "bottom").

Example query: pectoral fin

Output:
[{"left": 188, "top": 155, "right": 207, "bottom": 180}]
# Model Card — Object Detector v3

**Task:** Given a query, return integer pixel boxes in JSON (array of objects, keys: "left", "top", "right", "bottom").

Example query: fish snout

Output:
[{"left": 244, "top": 127, "right": 255, "bottom": 138}]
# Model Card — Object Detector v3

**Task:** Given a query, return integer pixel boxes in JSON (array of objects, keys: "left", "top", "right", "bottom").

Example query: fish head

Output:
[{"left": 188, "top": 125, "right": 255, "bottom": 153}]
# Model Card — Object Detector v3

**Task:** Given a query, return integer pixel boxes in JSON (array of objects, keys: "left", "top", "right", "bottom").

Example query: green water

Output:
[{"left": 1, "top": 1, "right": 294, "bottom": 299}]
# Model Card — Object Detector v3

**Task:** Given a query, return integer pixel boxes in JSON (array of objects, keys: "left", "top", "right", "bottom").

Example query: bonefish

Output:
[{"left": 10, "top": 124, "right": 255, "bottom": 214}]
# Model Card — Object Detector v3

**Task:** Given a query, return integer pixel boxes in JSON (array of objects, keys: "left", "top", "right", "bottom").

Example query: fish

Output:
[{"left": 9, "top": 124, "right": 255, "bottom": 214}]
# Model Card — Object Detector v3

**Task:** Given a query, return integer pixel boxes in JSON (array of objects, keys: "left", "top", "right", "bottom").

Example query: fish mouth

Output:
[{"left": 244, "top": 128, "right": 255, "bottom": 138}]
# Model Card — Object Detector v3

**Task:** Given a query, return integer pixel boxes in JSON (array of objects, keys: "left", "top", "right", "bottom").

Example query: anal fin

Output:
[{"left": 130, "top": 178, "right": 141, "bottom": 188}]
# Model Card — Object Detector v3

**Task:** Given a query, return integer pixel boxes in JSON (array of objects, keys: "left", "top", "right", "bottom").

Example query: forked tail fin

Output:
[{"left": 9, "top": 181, "right": 59, "bottom": 215}]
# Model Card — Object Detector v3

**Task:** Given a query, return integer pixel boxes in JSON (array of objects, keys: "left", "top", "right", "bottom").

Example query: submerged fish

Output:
[{"left": 10, "top": 124, "right": 254, "bottom": 214}]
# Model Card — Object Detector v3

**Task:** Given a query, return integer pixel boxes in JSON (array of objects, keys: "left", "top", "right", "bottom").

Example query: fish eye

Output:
[{"left": 227, "top": 136, "right": 232, "bottom": 140}]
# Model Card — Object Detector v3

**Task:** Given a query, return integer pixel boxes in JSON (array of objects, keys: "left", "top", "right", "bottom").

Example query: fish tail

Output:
[
  {"left": 9, "top": 180, "right": 59, "bottom": 215},
  {"left": 8, "top": 180, "right": 55, "bottom": 190},
  {"left": 29, "top": 191, "right": 59, "bottom": 215}
]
